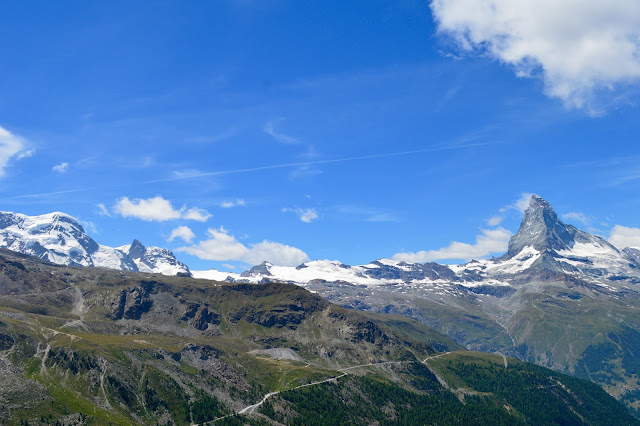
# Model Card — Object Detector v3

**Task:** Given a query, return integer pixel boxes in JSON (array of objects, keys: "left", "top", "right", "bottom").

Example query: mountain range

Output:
[
  {"left": 0, "top": 247, "right": 635, "bottom": 424},
  {"left": 194, "top": 195, "right": 640, "bottom": 413},
  {"left": 0, "top": 211, "right": 190, "bottom": 276},
  {"left": 2, "top": 196, "right": 640, "bottom": 415}
]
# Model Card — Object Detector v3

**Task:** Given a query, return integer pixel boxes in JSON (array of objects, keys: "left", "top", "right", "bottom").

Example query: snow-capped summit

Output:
[
  {"left": 0, "top": 210, "right": 101, "bottom": 267},
  {"left": 0, "top": 210, "right": 190, "bottom": 276},
  {"left": 506, "top": 195, "right": 578, "bottom": 257},
  {"left": 498, "top": 195, "right": 639, "bottom": 281},
  {"left": 118, "top": 239, "right": 190, "bottom": 276},
  {"left": 194, "top": 195, "right": 640, "bottom": 289}
]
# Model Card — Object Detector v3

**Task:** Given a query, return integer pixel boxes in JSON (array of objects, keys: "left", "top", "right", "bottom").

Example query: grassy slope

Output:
[{"left": 0, "top": 250, "right": 635, "bottom": 424}]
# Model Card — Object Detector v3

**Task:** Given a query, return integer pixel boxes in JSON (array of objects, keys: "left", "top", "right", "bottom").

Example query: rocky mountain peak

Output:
[
  {"left": 128, "top": 239, "right": 147, "bottom": 259},
  {"left": 506, "top": 195, "right": 575, "bottom": 257},
  {"left": 241, "top": 261, "right": 274, "bottom": 277}
]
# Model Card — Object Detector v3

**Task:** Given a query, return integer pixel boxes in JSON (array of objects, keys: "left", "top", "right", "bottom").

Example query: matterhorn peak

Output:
[{"left": 506, "top": 195, "right": 575, "bottom": 257}]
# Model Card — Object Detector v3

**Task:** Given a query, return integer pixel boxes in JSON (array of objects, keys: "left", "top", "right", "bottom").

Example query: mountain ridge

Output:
[
  {"left": 191, "top": 195, "right": 640, "bottom": 415},
  {"left": 0, "top": 247, "right": 635, "bottom": 424},
  {"left": 0, "top": 210, "right": 190, "bottom": 276},
  {"left": 4, "top": 198, "right": 640, "bottom": 413}
]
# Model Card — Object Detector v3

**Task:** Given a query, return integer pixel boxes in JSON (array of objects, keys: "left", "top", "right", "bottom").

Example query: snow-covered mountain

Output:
[
  {"left": 118, "top": 239, "right": 191, "bottom": 276},
  {"left": 193, "top": 195, "right": 640, "bottom": 413},
  {"left": 0, "top": 211, "right": 190, "bottom": 276},
  {"left": 194, "top": 195, "right": 640, "bottom": 289}
]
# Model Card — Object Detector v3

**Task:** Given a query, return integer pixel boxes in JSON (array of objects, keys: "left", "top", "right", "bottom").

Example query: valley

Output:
[
  {"left": 2, "top": 195, "right": 640, "bottom": 422},
  {"left": 0, "top": 248, "right": 634, "bottom": 424}
]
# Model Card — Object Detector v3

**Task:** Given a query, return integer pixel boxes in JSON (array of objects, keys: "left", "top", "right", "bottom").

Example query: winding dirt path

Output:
[{"left": 209, "top": 354, "right": 453, "bottom": 423}]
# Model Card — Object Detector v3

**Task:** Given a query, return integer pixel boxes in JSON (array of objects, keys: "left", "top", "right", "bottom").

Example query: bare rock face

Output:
[
  {"left": 109, "top": 285, "right": 154, "bottom": 320},
  {"left": 624, "top": 247, "right": 640, "bottom": 263},
  {"left": 506, "top": 195, "right": 577, "bottom": 257},
  {"left": 192, "top": 307, "right": 221, "bottom": 331}
]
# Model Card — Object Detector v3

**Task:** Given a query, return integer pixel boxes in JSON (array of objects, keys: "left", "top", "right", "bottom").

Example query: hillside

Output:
[
  {"left": 204, "top": 196, "right": 640, "bottom": 414},
  {"left": 0, "top": 248, "right": 635, "bottom": 425}
]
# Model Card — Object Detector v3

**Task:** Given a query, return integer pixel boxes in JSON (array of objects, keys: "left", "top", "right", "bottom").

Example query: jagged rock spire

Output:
[
  {"left": 506, "top": 195, "right": 575, "bottom": 257},
  {"left": 128, "top": 239, "right": 147, "bottom": 260}
]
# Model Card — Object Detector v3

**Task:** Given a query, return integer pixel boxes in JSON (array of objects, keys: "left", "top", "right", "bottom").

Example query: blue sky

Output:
[{"left": 1, "top": 1, "right": 640, "bottom": 271}]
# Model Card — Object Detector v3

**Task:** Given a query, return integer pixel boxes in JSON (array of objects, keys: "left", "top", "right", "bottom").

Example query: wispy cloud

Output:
[
  {"left": 486, "top": 192, "right": 534, "bottom": 225},
  {"left": 0, "top": 125, "right": 32, "bottom": 176},
  {"left": 264, "top": 121, "right": 298, "bottom": 144},
  {"left": 177, "top": 226, "right": 309, "bottom": 266},
  {"left": 168, "top": 225, "right": 196, "bottom": 243},
  {"left": 487, "top": 216, "right": 503, "bottom": 226},
  {"left": 283, "top": 207, "right": 319, "bottom": 223},
  {"left": 16, "top": 149, "right": 35, "bottom": 160},
  {"left": 219, "top": 199, "right": 246, "bottom": 208},
  {"left": 562, "top": 212, "right": 590, "bottom": 226},
  {"left": 97, "top": 203, "right": 111, "bottom": 217},
  {"left": 114, "top": 196, "right": 212, "bottom": 222},
  {"left": 289, "top": 165, "right": 323, "bottom": 181},
  {"left": 338, "top": 205, "right": 399, "bottom": 223},
  {"left": 79, "top": 220, "right": 98, "bottom": 235},
  {"left": 431, "top": 0, "right": 640, "bottom": 112},
  {"left": 52, "top": 162, "right": 69, "bottom": 173},
  {"left": 393, "top": 227, "right": 512, "bottom": 263}
]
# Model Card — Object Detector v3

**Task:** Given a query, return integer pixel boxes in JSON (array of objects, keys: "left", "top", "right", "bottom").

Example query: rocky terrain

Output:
[
  {"left": 196, "top": 195, "right": 640, "bottom": 414},
  {"left": 0, "top": 249, "right": 634, "bottom": 424},
  {"left": 3, "top": 196, "right": 640, "bottom": 419}
]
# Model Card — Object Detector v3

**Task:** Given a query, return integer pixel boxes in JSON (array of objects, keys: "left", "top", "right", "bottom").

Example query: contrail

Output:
[
  {"left": 143, "top": 140, "right": 498, "bottom": 184},
  {"left": 2, "top": 141, "right": 498, "bottom": 199},
  {"left": 5, "top": 188, "right": 97, "bottom": 199}
]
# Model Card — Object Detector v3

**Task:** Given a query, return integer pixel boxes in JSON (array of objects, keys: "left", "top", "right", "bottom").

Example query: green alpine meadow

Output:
[{"left": 0, "top": 248, "right": 636, "bottom": 424}]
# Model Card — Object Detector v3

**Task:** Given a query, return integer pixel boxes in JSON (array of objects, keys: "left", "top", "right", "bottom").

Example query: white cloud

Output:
[
  {"left": 487, "top": 215, "right": 503, "bottom": 226},
  {"left": 79, "top": 220, "right": 98, "bottom": 234},
  {"left": 264, "top": 121, "right": 298, "bottom": 144},
  {"left": 168, "top": 225, "right": 196, "bottom": 243},
  {"left": 431, "top": 0, "right": 640, "bottom": 111},
  {"left": 392, "top": 227, "right": 512, "bottom": 262},
  {"left": 114, "top": 196, "right": 211, "bottom": 222},
  {"left": 0, "top": 126, "right": 31, "bottom": 176},
  {"left": 289, "top": 165, "right": 323, "bottom": 181},
  {"left": 219, "top": 199, "right": 246, "bottom": 208},
  {"left": 97, "top": 203, "right": 111, "bottom": 217},
  {"left": 562, "top": 211, "right": 590, "bottom": 226},
  {"left": 16, "top": 149, "right": 35, "bottom": 160},
  {"left": 512, "top": 192, "right": 534, "bottom": 213},
  {"left": 52, "top": 162, "right": 69, "bottom": 173},
  {"left": 177, "top": 226, "right": 309, "bottom": 266},
  {"left": 490, "top": 193, "right": 534, "bottom": 225},
  {"left": 182, "top": 207, "right": 212, "bottom": 222},
  {"left": 283, "top": 207, "right": 319, "bottom": 223},
  {"left": 609, "top": 225, "right": 640, "bottom": 249},
  {"left": 116, "top": 196, "right": 181, "bottom": 221}
]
